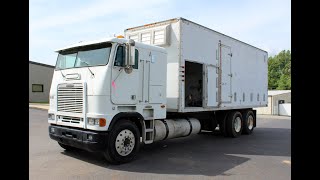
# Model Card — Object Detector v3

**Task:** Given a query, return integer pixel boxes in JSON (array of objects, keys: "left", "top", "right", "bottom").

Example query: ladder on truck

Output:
[{"left": 143, "top": 117, "right": 154, "bottom": 144}]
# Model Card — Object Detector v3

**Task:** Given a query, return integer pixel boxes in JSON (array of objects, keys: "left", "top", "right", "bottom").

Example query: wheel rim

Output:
[
  {"left": 115, "top": 129, "right": 135, "bottom": 156},
  {"left": 234, "top": 117, "right": 242, "bottom": 133},
  {"left": 247, "top": 115, "right": 254, "bottom": 130}
]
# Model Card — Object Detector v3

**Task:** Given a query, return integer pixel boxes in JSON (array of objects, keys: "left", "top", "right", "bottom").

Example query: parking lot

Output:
[{"left": 30, "top": 108, "right": 291, "bottom": 180}]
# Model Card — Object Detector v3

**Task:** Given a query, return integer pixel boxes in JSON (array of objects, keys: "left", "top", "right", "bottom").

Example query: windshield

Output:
[{"left": 55, "top": 43, "right": 112, "bottom": 70}]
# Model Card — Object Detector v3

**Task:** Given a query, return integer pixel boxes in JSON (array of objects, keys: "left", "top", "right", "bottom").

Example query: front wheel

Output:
[{"left": 103, "top": 119, "right": 140, "bottom": 164}]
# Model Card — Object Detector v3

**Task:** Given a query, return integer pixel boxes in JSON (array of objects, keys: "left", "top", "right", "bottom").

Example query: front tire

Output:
[
  {"left": 226, "top": 111, "right": 243, "bottom": 138},
  {"left": 242, "top": 110, "right": 255, "bottom": 135},
  {"left": 103, "top": 119, "right": 140, "bottom": 164}
]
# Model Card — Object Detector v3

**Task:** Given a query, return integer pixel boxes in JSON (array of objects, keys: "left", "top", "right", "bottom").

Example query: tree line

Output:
[{"left": 268, "top": 50, "right": 291, "bottom": 90}]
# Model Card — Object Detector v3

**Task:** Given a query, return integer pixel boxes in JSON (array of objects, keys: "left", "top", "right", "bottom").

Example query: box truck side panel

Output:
[
  {"left": 180, "top": 20, "right": 220, "bottom": 112},
  {"left": 180, "top": 19, "right": 268, "bottom": 112},
  {"left": 215, "top": 36, "right": 268, "bottom": 109},
  {"left": 125, "top": 18, "right": 268, "bottom": 113},
  {"left": 165, "top": 22, "right": 181, "bottom": 111}
]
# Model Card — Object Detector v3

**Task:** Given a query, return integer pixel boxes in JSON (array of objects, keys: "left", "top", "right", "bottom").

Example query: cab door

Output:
[{"left": 111, "top": 45, "right": 139, "bottom": 104}]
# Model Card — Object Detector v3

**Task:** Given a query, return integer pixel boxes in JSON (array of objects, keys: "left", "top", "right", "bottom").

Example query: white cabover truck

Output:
[{"left": 48, "top": 17, "right": 268, "bottom": 164}]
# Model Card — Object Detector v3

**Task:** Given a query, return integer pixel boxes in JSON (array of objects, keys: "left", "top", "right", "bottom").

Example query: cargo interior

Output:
[{"left": 185, "top": 61, "right": 203, "bottom": 107}]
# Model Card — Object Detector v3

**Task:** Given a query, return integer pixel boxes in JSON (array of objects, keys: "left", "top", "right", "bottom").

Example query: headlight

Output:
[
  {"left": 88, "top": 118, "right": 96, "bottom": 125},
  {"left": 48, "top": 113, "right": 55, "bottom": 120},
  {"left": 87, "top": 118, "right": 106, "bottom": 127}
]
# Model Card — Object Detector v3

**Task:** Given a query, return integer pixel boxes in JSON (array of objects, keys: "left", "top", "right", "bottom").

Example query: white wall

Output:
[
  {"left": 279, "top": 103, "right": 291, "bottom": 116},
  {"left": 272, "top": 92, "right": 291, "bottom": 115},
  {"left": 29, "top": 63, "right": 54, "bottom": 102}
]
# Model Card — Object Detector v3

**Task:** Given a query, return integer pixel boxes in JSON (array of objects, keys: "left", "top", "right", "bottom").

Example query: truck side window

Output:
[
  {"left": 114, "top": 46, "right": 124, "bottom": 67},
  {"left": 133, "top": 49, "right": 139, "bottom": 69},
  {"left": 114, "top": 46, "right": 139, "bottom": 69}
]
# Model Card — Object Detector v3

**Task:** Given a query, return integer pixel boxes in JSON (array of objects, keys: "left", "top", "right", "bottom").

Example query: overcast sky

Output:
[{"left": 30, "top": 0, "right": 291, "bottom": 66}]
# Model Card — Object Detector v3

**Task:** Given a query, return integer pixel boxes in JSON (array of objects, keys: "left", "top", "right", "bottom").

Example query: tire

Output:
[
  {"left": 58, "top": 142, "right": 79, "bottom": 151},
  {"left": 242, "top": 110, "right": 255, "bottom": 135},
  {"left": 226, "top": 111, "right": 243, "bottom": 138},
  {"left": 103, "top": 119, "right": 140, "bottom": 164}
]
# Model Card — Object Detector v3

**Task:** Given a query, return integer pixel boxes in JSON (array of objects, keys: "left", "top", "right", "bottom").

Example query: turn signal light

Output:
[{"left": 99, "top": 118, "right": 106, "bottom": 127}]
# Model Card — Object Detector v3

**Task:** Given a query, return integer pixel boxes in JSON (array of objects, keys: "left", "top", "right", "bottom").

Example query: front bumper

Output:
[{"left": 49, "top": 125, "right": 108, "bottom": 152}]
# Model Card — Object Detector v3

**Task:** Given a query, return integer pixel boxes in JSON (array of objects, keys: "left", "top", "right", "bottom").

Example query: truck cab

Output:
[{"left": 48, "top": 37, "right": 167, "bottom": 164}]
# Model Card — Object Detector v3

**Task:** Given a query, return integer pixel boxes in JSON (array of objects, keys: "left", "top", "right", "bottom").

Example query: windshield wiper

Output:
[
  {"left": 60, "top": 69, "right": 66, "bottom": 78},
  {"left": 79, "top": 60, "right": 95, "bottom": 77}
]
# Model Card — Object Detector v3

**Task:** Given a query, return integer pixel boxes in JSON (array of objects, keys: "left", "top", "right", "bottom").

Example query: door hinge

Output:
[{"left": 228, "top": 73, "right": 233, "bottom": 77}]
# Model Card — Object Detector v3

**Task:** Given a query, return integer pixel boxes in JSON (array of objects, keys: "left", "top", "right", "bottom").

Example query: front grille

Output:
[
  {"left": 57, "top": 83, "right": 83, "bottom": 113},
  {"left": 58, "top": 115, "right": 81, "bottom": 124}
]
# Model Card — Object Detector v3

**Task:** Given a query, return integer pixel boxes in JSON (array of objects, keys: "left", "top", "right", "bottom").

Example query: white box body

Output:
[{"left": 125, "top": 18, "right": 268, "bottom": 113}]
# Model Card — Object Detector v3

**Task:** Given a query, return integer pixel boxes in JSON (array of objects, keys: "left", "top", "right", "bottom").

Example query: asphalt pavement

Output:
[{"left": 29, "top": 108, "right": 291, "bottom": 180}]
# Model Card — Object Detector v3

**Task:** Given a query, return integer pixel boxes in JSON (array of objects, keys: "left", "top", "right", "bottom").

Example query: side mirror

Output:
[
  {"left": 124, "top": 39, "right": 135, "bottom": 74},
  {"left": 130, "top": 44, "right": 135, "bottom": 66}
]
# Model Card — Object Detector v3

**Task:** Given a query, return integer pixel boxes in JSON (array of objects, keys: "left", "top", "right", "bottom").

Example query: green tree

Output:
[{"left": 268, "top": 50, "right": 291, "bottom": 90}]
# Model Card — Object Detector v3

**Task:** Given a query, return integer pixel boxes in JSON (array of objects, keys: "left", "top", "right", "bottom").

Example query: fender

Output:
[{"left": 108, "top": 112, "right": 144, "bottom": 132}]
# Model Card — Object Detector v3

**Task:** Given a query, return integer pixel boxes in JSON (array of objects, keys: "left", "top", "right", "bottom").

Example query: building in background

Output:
[
  {"left": 255, "top": 90, "right": 291, "bottom": 116},
  {"left": 29, "top": 61, "right": 55, "bottom": 103}
]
